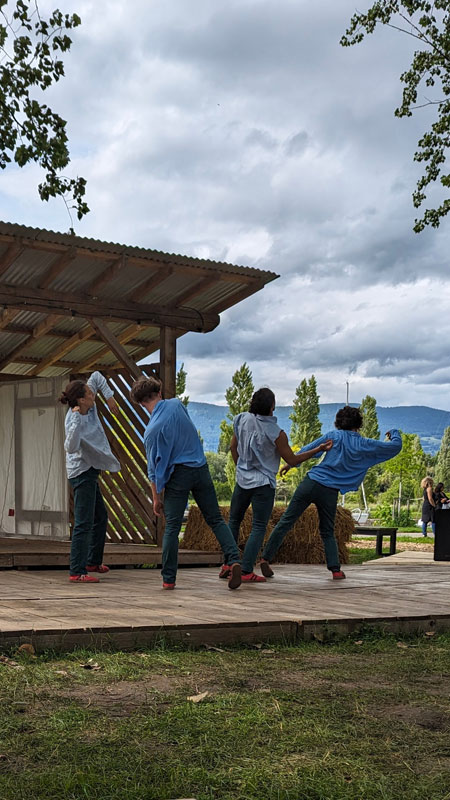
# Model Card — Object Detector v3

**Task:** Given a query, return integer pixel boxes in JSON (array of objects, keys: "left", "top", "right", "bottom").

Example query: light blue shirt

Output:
[
  {"left": 64, "top": 371, "right": 120, "bottom": 479},
  {"left": 144, "top": 398, "right": 206, "bottom": 493},
  {"left": 299, "top": 428, "right": 402, "bottom": 493},
  {"left": 234, "top": 411, "right": 282, "bottom": 489}
]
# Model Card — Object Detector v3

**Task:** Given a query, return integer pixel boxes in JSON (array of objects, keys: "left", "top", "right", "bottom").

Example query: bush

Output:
[{"left": 375, "top": 502, "right": 414, "bottom": 527}]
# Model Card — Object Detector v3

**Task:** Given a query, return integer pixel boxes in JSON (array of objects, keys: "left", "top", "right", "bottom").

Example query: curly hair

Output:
[
  {"left": 335, "top": 405, "right": 363, "bottom": 431},
  {"left": 249, "top": 388, "right": 275, "bottom": 416},
  {"left": 130, "top": 376, "right": 162, "bottom": 404},
  {"left": 421, "top": 477, "right": 433, "bottom": 489},
  {"left": 58, "top": 380, "right": 88, "bottom": 409}
]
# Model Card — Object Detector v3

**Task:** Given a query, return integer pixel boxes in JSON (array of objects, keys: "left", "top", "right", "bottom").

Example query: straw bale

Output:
[{"left": 182, "top": 504, "right": 354, "bottom": 564}]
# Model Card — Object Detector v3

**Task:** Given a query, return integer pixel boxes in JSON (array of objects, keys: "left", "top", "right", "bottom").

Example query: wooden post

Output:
[{"left": 159, "top": 326, "right": 176, "bottom": 398}]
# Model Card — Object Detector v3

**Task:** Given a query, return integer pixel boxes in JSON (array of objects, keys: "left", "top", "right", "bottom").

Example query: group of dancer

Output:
[{"left": 60, "top": 372, "right": 403, "bottom": 589}]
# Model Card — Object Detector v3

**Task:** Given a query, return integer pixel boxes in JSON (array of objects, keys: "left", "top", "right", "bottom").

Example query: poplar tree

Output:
[
  {"left": 175, "top": 363, "right": 189, "bottom": 406},
  {"left": 218, "top": 362, "right": 254, "bottom": 491},
  {"left": 288, "top": 375, "right": 322, "bottom": 484},
  {"left": 436, "top": 426, "right": 450, "bottom": 487},
  {"left": 359, "top": 395, "right": 381, "bottom": 504}
]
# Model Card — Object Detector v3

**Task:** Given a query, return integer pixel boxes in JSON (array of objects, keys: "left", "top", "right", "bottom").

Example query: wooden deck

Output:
[
  {"left": 0, "top": 563, "right": 449, "bottom": 651},
  {"left": 0, "top": 537, "right": 220, "bottom": 568}
]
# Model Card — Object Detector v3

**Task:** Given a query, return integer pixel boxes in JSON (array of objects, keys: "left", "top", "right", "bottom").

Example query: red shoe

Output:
[
  {"left": 227, "top": 563, "right": 242, "bottom": 590},
  {"left": 260, "top": 559, "right": 274, "bottom": 578},
  {"left": 219, "top": 564, "right": 231, "bottom": 579},
  {"left": 241, "top": 572, "right": 266, "bottom": 583},
  {"left": 332, "top": 570, "right": 346, "bottom": 580},
  {"left": 86, "top": 564, "right": 110, "bottom": 574},
  {"left": 69, "top": 574, "right": 99, "bottom": 583},
  {"left": 162, "top": 582, "right": 176, "bottom": 590}
]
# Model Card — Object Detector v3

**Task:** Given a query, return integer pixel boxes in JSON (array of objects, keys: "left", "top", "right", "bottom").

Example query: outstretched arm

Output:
[
  {"left": 276, "top": 431, "right": 333, "bottom": 475},
  {"left": 87, "top": 371, "right": 119, "bottom": 414}
]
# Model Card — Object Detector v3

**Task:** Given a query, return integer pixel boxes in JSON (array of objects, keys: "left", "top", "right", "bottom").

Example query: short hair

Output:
[
  {"left": 59, "top": 380, "right": 87, "bottom": 409},
  {"left": 130, "top": 376, "right": 162, "bottom": 404},
  {"left": 249, "top": 387, "right": 275, "bottom": 416},
  {"left": 421, "top": 477, "right": 433, "bottom": 489},
  {"left": 335, "top": 405, "right": 363, "bottom": 431}
]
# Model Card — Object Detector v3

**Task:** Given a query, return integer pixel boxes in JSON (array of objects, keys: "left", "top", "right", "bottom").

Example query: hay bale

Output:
[{"left": 182, "top": 504, "right": 354, "bottom": 564}]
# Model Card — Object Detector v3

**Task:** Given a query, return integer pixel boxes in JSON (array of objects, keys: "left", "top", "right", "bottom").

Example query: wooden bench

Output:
[{"left": 354, "top": 526, "right": 398, "bottom": 557}]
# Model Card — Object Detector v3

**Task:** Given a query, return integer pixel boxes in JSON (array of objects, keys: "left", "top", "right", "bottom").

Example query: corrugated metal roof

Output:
[{"left": 0, "top": 220, "right": 278, "bottom": 378}]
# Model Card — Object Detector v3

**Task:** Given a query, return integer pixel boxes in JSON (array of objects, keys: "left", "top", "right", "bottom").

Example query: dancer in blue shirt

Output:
[
  {"left": 130, "top": 376, "right": 242, "bottom": 590},
  {"left": 260, "top": 405, "right": 402, "bottom": 581}
]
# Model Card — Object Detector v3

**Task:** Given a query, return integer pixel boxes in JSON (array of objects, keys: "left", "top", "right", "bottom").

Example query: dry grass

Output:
[{"left": 182, "top": 504, "right": 353, "bottom": 564}]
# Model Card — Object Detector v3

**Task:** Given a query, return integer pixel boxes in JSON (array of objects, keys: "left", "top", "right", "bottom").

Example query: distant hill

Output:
[{"left": 187, "top": 402, "right": 450, "bottom": 455}]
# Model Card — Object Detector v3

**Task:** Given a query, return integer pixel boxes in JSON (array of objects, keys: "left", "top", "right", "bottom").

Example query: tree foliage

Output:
[
  {"left": 341, "top": 1, "right": 450, "bottom": 232},
  {"left": 359, "top": 395, "right": 381, "bottom": 502},
  {"left": 218, "top": 362, "right": 254, "bottom": 453},
  {"left": 435, "top": 425, "right": 450, "bottom": 486},
  {"left": 289, "top": 374, "right": 322, "bottom": 484},
  {"left": 175, "top": 362, "right": 189, "bottom": 406},
  {"left": 0, "top": 1, "right": 88, "bottom": 219},
  {"left": 382, "top": 430, "right": 427, "bottom": 496}
]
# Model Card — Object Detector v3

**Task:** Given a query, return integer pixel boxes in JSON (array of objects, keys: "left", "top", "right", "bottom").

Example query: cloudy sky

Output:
[{"left": 2, "top": 0, "right": 450, "bottom": 408}]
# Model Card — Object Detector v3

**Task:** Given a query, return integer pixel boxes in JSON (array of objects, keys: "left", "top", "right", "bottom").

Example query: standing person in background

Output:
[
  {"left": 433, "top": 481, "right": 449, "bottom": 510},
  {"left": 59, "top": 372, "right": 120, "bottom": 583},
  {"left": 130, "top": 376, "right": 242, "bottom": 591},
  {"left": 220, "top": 387, "right": 333, "bottom": 583},
  {"left": 260, "top": 406, "right": 402, "bottom": 581},
  {"left": 421, "top": 477, "right": 436, "bottom": 536}
]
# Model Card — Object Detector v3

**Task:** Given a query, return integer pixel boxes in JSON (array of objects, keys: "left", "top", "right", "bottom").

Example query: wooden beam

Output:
[
  {"left": 128, "top": 266, "right": 173, "bottom": 302},
  {"left": 38, "top": 247, "right": 77, "bottom": 289},
  {"left": 87, "top": 255, "right": 126, "bottom": 296},
  {"left": 0, "top": 314, "right": 62, "bottom": 372},
  {"left": 210, "top": 280, "right": 267, "bottom": 313},
  {"left": 0, "top": 242, "right": 24, "bottom": 278},
  {"left": 28, "top": 323, "right": 95, "bottom": 377},
  {"left": 0, "top": 321, "right": 158, "bottom": 350},
  {"left": 159, "top": 326, "right": 176, "bottom": 398},
  {"left": 0, "top": 308, "right": 20, "bottom": 331},
  {"left": 173, "top": 276, "right": 219, "bottom": 308},
  {"left": 88, "top": 318, "right": 143, "bottom": 381},
  {"left": 0, "top": 282, "right": 219, "bottom": 332},
  {"left": 77, "top": 324, "right": 146, "bottom": 373}
]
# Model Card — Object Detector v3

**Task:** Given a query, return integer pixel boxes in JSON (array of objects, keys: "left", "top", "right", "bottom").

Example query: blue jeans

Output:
[
  {"left": 68, "top": 467, "right": 108, "bottom": 576},
  {"left": 163, "top": 463, "right": 240, "bottom": 583},
  {"left": 422, "top": 521, "right": 435, "bottom": 536},
  {"left": 262, "top": 475, "right": 340, "bottom": 571},
  {"left": 228, "top": 483, "right": 275, "bottom": 573}
]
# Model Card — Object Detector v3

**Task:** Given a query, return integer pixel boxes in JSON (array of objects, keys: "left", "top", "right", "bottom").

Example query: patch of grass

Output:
[
  {"left": 348, "top": 547, "right": 380, "bottom": 563},
  {"left": 1, "top": 636, "right": 450, "bottom": 798}
]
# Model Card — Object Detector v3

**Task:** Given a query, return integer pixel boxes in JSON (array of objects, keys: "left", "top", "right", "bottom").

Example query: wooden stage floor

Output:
[{"left": 0, "top": 563, "right": 449, "bottom": 651}]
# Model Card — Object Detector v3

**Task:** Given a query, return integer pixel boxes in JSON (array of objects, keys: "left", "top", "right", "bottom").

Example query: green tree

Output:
[
  {"left": 341, "top": 1, "right": 450, "bottom": 232},
  {"left": 288, "top": 375, "right": 322, "bottom": 484},
  {"left": 383, "top": 431, "right": 427, "bottom": 500},
  {"left": 0, "top": 1, "right": 88, "bottom": 220},
  {"left": 359, "top": 395, "right": 380, "bottom": 504},
  {"left": 176, "top": 362, "right": 189, "bottom": 406},
  {"left": 218, "top": 362, "right": 254, "bottom": 452},
  {"left": 436, "top": 426, "right": 450, "bottom": 486}
]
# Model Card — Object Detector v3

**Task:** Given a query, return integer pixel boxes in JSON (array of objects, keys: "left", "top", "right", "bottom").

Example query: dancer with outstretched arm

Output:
[
  {"left": 60, "top": 372, "right": 120, "bottom": 583},
  {"left": 259, "top": 405, "right": 402, "bottom": 581}
]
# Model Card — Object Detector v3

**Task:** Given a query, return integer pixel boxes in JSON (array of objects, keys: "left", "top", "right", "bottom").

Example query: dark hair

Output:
[
  {"left": 335, "top": 405, "right": 363, "bottom": 431},
  {"left": 130, "top": 376, "right": 162, "bottom": 404},
  {"left": 59, "top": 380, "right": 87, "bottom": 409},
  {"left": 435, "top": 482, "right": 444, "bottom": 492},
  {"left": 249, "top": 387, "right": 275, "bottom": 416}
]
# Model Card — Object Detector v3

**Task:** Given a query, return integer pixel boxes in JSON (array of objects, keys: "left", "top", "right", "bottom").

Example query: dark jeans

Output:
[
  {"left": 163, "top": 463, "right": 241, "bottom": 583},
  {"left": 227, "top": 483, "right": 275, "bottom": 573},
  {"left": 262, "top": 475, "right": 340, "bottom": 571},
  {"left": 68, "top": 467, "right": 108, "bottom": 576}
]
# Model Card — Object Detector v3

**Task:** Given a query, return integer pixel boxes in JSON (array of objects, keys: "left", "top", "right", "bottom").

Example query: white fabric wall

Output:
[{"left": 0, "top": 384, "right": 16, "bottom": 534}]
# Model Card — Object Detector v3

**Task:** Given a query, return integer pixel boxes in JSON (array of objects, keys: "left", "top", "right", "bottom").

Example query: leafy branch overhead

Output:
[
  {"left": 0, "top": 1, "right": 88, "bottom": 219},
  {"left": 341, "top": 1, "right": 450, "bottom": 232}
]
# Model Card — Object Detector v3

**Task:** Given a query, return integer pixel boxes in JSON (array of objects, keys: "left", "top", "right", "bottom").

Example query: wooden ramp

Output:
[
  {"left": 0, "top": 564, "right": 449, "bottom": 651},
  {"left": 0, "top": 537, "right": 220, "bottom": 569}
]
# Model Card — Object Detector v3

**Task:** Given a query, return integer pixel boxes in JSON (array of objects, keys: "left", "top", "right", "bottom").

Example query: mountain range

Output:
[{"left": 187, "top": 402, "right": 450, "bottom": 455}]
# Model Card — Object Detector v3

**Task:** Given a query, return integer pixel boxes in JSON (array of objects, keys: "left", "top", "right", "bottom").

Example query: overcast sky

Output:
[{"left": 2, "top": 0, "right": 450, "bottom": 408}]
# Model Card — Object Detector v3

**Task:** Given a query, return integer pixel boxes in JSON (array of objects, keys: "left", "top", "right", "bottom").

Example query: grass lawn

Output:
[{"left": 1, "top": 634, "right": 449, "bottom": 800}]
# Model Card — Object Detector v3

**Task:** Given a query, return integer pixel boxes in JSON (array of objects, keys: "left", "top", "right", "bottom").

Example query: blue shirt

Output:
[
  {"left": 64, "top": 371, "right": 120, "bottom": 479},
  {"left": 234, "top": 411, "right": 282, "bottom": 489},
  {"left": 299, "top": 428, "right": 402, "bottom": 493},
  {"left": 144, "top": 398, "right": 206, "bottom": 492}
]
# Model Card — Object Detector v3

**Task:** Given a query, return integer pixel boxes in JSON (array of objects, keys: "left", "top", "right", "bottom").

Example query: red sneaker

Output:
[
  {"left": 86, "top": 564, "right": 110, "bottom": 574},
  {"left": 219, "top": 564, "right": 231, "bottom": 579},
  {"left": 69, "top": 574, "right": 99, "bottom": 583},
  {"left": 241, "top": 572, "right": 267, "bottom": 583},
  {"left": 227, "top": 563, "right": 242, "bottom": 590},
  {"left": 332, "top": 570, "right": 346, "bottom": 580},
  {"left": 162, "top": 582, "right": 176, "bottom": 590},
  {"left": 260, "top": 559, "right": 274, "bottom": 578}
]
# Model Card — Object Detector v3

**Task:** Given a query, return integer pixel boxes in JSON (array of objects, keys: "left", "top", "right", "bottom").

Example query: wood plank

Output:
[
  {"left": 160, "top": 326, "right": 176, "bottom": 398},
  {"left": 88, "top": 318, "right": 143, "bottom": 380},
  {"left": 0, "top": 313, "right": 62, "bottom": 371},
  {"left": 0, "top": 242, "right": 24, "bottom": 278},
  {"left": 28, "top": 323, "right": 94, "bottom": 376}
]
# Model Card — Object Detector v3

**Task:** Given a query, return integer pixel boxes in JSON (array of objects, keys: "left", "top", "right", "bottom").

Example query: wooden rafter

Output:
[
  {"left": 87, "top": 255, "right": 126, "bottom": 296},
  {"left": 0, "top": 308, "right": 20, "bottom": 331},
  {"left": 0, "top": 314, "right": 62, "bottom": 372},
  {"left": 0, "top": 321, "right": 157, "bottom": 350},
  {"left": 0, "top": 242, "right": 24, "bottom": 278},
  {"left": 128, "top": 266, "right": 173, "bottom": 302},
  {"left": 0, "top": 282, "right": 219, "bottom": 331},
  {"left": 173, "top": 276, "right": 219, "bottom": 308},
  {"left": 28, "top": 323, "right": 95, "bottom": 377},
  {"left": 77, "top": 324, "right": 145, "bottom": 373},
  {"left": 88, "top": 318, "right": 143, "bottom": 381},
  {"left": 38, "top": 247, "right": 77, "bottom": 289}
]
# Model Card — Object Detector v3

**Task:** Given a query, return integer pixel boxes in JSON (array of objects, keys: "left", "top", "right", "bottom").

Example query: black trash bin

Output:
[{"left": 434, "top": 509, "right": 450, "bottom": 561}]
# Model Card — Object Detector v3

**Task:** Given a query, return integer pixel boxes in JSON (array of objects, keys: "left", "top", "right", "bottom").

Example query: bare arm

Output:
[
  {"left": 230, "top": 433, "right": 239, "bottom": 465},
  {"left": 276, "top": 431, "right": 333, "bottom": 472},
  {"left": 151, "top": 481, "right": 165, "bottom": 518},
  {"left": 427, "top": 486, "right": 435, "bottom": 507}
]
